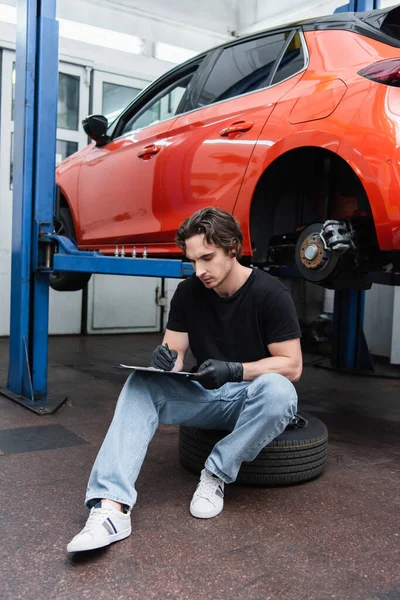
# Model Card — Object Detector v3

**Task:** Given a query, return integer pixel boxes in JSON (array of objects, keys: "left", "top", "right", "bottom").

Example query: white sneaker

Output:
[
  {"left": 190, "top": 468, "right": 224, "bottom": 519},
  {"left": 67, "top": 501, "right": 132, "bottom": 553}
]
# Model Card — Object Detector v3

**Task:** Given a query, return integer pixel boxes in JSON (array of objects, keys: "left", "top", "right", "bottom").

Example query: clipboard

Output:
[{"left": 118, "top": 365, "right": 195, "bottom": 377}]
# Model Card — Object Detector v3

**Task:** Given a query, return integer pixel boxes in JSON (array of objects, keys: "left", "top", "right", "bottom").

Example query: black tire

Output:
[
  {"left": 179, "top": 412, "right": 328, "bottom": 486},
  {"left": 49, "top": 207, "right": 92, "bottom": 292}
]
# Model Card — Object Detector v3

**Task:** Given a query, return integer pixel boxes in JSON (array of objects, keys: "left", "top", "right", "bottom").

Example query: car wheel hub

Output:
[
  {"left": 300, "top": 234, "right": 326, "bottom": 270},
  {"left": 295, "top": 223, "right": 341, "bottom": 284}
]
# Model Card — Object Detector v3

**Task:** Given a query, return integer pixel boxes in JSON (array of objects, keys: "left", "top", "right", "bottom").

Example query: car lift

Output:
[{"left": 0, "top": 0, "right": 396, "bottom": 416}]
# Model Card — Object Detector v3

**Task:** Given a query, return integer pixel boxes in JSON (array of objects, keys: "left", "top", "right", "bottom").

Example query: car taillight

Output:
[{"left": 358, "top": 59, "right": 400, "bottom": 87}]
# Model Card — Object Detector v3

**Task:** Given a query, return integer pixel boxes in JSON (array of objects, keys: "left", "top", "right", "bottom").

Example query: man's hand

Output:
[
  {"left": 151, "top": 344, "right": 178, "bottom": 371},
  {"left": 195, "top": 359, "right": 243, "bottom": 389}
]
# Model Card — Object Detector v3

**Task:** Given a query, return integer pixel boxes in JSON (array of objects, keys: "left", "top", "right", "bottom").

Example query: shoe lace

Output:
[
  {"left": 196, "top": 471, "right": 222, "bottom": 498},
  {"left": 84, "top": 507, "right": 111, "bottom": 531}
]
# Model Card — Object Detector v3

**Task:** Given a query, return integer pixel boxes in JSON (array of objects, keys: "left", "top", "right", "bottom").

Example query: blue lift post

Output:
[
  {"left": 335, "top": 0, "right": 380, "bottom": 13},
  {"left": 0, "top": 0, "right": 62, "bottom": 414}
]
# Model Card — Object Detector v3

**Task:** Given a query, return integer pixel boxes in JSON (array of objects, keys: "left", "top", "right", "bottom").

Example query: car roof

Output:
[{"left": 179, "top": 4, "right": 400, "bottom": 71}]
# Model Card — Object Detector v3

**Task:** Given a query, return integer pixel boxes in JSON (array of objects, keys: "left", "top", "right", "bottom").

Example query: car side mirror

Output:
[{"left": 82, "top": 114, "right": 110, "bottom": 146}]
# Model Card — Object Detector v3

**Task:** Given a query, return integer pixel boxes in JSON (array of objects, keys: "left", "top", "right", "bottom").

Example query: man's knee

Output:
[
  {"left": 116, "top": 371, "right": 157, "bottom": 408},
  {"left": 123, "top": 371, "right": 154, "bottom": 393},
  {"left": 247, "top": 373, "right": 297, "bottom": 415}
]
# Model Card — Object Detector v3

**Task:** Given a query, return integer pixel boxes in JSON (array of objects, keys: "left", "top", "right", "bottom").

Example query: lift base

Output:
[{"left": 0, "top": 388, "right": 68, "bottom": 415}]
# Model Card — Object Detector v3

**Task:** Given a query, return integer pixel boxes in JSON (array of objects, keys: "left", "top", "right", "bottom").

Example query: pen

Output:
[{"left": 165, "top": 343, "right": 170, "bottom": 352}]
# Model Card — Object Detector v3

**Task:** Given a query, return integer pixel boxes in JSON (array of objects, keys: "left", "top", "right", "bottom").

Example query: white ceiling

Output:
[
  {"left": 92, "top": 0, "right": 352, "bottom": 36},
  {"left": 72, "top": 0, "right": 239, "bottom": 36},
  {"left": 236, "top": 0, "right": 351, "bottom": 34},
  {"left": 1, "top": 0, "right": 376, "bottom": 39}
]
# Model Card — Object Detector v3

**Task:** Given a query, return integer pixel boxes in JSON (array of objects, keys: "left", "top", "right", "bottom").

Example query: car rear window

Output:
[
  {"left": 271, "top": 31, "right": 305, "bottom": 85},
  {"left": 195, "top": 32, "right": 292, "bottom": 107},
  {"left": 380, "top": 6, "right": 400, "bottom": 41}
]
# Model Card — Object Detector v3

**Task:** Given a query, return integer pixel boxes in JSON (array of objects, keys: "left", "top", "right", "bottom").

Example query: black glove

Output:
[
  {"left": 195, "top": 359, "right": 243, "bottom": 389},
  {"left": 151, "top": 344, "right": 178, "bottom": 371}
]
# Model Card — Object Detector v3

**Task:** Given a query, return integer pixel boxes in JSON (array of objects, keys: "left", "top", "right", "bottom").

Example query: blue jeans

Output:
[{"left": 85, "top": 371, "right": 298, "bottom": 509}]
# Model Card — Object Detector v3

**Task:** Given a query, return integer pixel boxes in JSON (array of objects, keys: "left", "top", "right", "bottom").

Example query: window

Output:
[
  {"left": 12, "top": 66, "right": 80, "bottom": 130},
  {"left": 271, "top": 32, "right": 305, "bottom": 85},
  {"left": 11, "top": 62, "right": 15, "bottom": 120},
  {"left": 10, "top": 132, "right": 14, "bottom": 190},
  {"left": 196, "top": 32, "right": 291, "bottom": 107},
  {"left": 102, "top": 82, "right": 140, "bottom": 125},
  {"left": 122, "top": 73, "right": 193, "bottom": 134},
  {"left": 58, "top": 73, "right": 80, "bottom": 130},
  {"left": 56, "top": 140, "right": 78, "bottom": 165},
  {"left": 10, "top": 137, "right": 77, "bottom": 188}
]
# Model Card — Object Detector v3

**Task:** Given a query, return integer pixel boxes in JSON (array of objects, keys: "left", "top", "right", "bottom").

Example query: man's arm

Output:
[
  {"left": 195, "top": 338, "right": 302, "bottom": 389},
  {"left": 242, "top": 338, "right": 302, "bottom": 383},
  {"left": 162, "top": 329, "right": 190, "bottom": 372}
]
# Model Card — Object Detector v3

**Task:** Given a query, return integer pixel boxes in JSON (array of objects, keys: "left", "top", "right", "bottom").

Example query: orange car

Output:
[{"left": 54, "top": 5, "right": 400, "bottom": 292}]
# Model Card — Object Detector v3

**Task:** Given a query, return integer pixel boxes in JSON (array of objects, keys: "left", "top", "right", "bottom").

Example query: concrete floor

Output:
[{"left": 0, "top": 333, "right": 399, "bottom": 600}]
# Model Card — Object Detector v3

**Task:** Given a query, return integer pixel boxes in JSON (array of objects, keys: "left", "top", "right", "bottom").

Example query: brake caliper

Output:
[{"left": 320, "top": 219, "right": 355, "bottom": 254}]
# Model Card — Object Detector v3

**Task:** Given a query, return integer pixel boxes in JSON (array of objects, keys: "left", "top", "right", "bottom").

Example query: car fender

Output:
[
  {"left": 234, "top": 121, "right": 395, "bottom": 253},
  {"left": 55, "top": 143, "right": 94, "bottom": 240},
  {"left": 232, "top": 130, "right": 343, "bottom": 255},
  {"left": 336, "top": 138, "right": 392, "bottom": 250}
]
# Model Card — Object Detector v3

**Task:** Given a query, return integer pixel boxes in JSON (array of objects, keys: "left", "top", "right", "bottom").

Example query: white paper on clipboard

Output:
[{"left": 119, "top": 365, "right": 194, "bottom": 376}]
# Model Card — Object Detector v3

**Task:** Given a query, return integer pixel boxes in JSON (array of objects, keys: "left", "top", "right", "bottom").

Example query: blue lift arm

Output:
[{"left": 46, "top": 235, "right": 194, "bottom": 279}]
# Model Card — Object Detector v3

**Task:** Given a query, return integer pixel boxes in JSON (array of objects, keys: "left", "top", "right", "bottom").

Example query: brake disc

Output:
[{"left": 295, "top": 223, "right": 340, "bottom": 283}]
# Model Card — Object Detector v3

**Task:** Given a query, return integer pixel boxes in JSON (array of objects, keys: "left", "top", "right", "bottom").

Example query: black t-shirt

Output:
[{"left": 166, "top": 268, "right": 301, "bottom": 366}]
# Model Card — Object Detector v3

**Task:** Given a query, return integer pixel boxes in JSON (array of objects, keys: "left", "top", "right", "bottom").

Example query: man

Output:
[{"left": 67, "top": 207, "right": 302, "bottom": 553}]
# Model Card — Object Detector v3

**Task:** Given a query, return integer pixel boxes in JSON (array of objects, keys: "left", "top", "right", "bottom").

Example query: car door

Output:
[
  {"left": 76, "top": 61, "right": 202, "bottom": 246},
  {"left": 159, "top": 30, "right": 304, "bottom": 240}
]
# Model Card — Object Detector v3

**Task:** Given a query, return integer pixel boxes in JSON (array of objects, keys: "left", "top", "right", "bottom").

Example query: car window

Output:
[
  {"left": 195, "top": 32, "right": 292, "bottom": 107},
  {"left": 271, "top": 32, "right": 305, "bottom": 85},
  {"left": 122, "top": 73, "right": 193, "bottom": 134}
]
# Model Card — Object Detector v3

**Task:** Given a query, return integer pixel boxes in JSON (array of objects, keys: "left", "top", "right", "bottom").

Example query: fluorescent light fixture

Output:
[
  {"left": 0, "top": 4, "right": 144, "bottom": 55},
  {"left": 59, "top": 19, "right": 144, "bottom": 55},
  {"left": 0, "top": 3, "right": 16, "bottom": 24},
  {"left": 155, "top": 42, "right": 198, "bottom": 64}
]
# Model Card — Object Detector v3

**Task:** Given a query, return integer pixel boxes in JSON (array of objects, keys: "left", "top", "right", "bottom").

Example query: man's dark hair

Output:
[{"left": 176, "top": 207, "right": 243, "bottom": 259}]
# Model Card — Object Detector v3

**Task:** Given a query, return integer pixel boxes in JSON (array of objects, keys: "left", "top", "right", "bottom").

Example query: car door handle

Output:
[
  {"left": 220, "top": 121, "right": 254, "bottom": 137},
  {"left": 137, "top": 145, "right": 161, "bottom": 159}
]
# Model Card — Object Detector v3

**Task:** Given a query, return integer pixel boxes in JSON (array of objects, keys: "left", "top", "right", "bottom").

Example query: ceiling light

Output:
[
  {"left": 155, "top": 42, "right": 198, "bottom": 64},
  {"left": 0, "top": 3, "right": 144, "bottom": 55}
]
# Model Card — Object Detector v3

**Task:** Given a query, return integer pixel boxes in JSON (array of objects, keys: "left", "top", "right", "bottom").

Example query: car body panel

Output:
[
  {"left": 75, "top": 118, "right": 181, "bottom": 245},
  {"left": 337, "top": 83, "right": 400, "bottom": 251},
  {"left": 289, "top": 79, "right": 347, "bottom": 123},
  {"left": 56, "top": 144, "right": 93, "bottom": 229},
  {"left": 159, "top": 71, "right": 305, "bottom": 241}
]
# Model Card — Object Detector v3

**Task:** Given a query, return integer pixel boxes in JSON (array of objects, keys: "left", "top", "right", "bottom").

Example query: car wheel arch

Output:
[
  {"left": 336, "top": 139, "right": 392, "bottom": 251},
  {"left": 57, "top": 188, "right": 81, "bottom": 245},
  {"left": 245, "top": 145, "right": 378, "bottom": 266}
]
